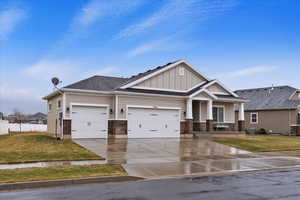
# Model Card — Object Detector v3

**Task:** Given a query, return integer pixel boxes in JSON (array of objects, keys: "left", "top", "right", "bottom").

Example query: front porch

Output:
[{"left": 182, "top": 96, "right": 246, "bottom": 135}]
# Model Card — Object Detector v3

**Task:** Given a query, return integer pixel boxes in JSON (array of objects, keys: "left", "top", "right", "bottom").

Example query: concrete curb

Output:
[
  {"left": 147, "top": 166, "right": 300, "bottom": 181},
  {"left": 0, "top": 176, "right": 144, "bottom": 191}
]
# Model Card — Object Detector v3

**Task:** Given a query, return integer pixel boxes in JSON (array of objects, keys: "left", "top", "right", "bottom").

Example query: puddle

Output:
[{"left": 0, "top": 160, "right": 106, "bottom": 170}]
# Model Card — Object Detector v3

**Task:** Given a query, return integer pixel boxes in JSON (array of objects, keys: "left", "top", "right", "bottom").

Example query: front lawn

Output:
[
  {"left": 214, "top": 135, "right": 300, "bottom": 152},
  {"left": 0, "top": 133, "right": 103, "bottom": 164},
  {"left": 0, "top": 164, "right": 126, "bottom": 183}
]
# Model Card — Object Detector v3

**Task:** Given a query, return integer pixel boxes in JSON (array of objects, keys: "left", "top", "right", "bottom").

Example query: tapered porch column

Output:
[
  {"left": 206, "top": 100, "right": 213, "bottom": 131},
  {"left": 184, "top": 98, "right": 193, "bottom": 134},
  {"left": 186, "top": 98, "right": 193, "bottom": 119},
  {"left": 238, "top": 103, "right": 245, "bottom": 131}
]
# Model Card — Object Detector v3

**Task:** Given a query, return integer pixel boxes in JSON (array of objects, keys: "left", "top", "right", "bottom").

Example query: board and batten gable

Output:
[
  {"left": 134, "top": 63, "right": 207, "bottom": 91},
  {"left": 207, "top": 83, "right": 230, "bottom": 95}
]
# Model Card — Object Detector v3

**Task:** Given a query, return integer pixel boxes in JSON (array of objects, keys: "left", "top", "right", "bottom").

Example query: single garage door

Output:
[
  {"left": 72, "top": 106, "right": 108, "bottom": 139},
  {"left": 128, "top": 107, "right": 180, "bottom": 138}
]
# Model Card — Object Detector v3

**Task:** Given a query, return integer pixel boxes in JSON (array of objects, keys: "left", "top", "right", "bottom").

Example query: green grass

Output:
[
  {"left": 214, "top": 135, "right": 300, "bottom": 152},
  {"left": 0, "top": 164, "right": 126, "bottom": 183},
  {"left": 0, "top": 133, "right": 103, "bottom": 164}
]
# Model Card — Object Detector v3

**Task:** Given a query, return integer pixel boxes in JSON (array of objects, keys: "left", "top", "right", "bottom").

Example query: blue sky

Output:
[{"left": 1, "top": 0, "right": 300, "bottom": 114}]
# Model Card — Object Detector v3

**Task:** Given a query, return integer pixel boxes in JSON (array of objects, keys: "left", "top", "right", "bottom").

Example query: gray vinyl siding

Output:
[
  {"left": 64, "top": 92, "right": 114, "bottom": 119},
  {"left": 47, "top": 94, "right": 62, "bottom": 137},
  {"left": 245, "top": 109, "right": 298, "bottom": 134}
]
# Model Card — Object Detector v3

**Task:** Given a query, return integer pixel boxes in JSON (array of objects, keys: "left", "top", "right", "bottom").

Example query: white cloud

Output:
[
  {"left": 0, "top": 7, "right": 27, "bottom": 39},
  {"left": 127, "top": 39, "right": 167, "bottom": 57},
  {"left": 73, "top": 0, "right": 144, "bottom": 27},
  {"left": 117, "top": 0, "right": 237, "bottom": 38},
  {"left": 94, "top": 66, "right": 118, "bottom": 76},
  {"left": 25, "top": 59, "right": 76, "bottom": 80},
  {"left": 225, "top": 65, "right": 278, "bottom": 79}
]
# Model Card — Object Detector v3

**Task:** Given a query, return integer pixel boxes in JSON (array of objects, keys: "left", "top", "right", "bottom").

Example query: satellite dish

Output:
[{"left": 51, "top": 77, "right": 60, "bottom": 86}]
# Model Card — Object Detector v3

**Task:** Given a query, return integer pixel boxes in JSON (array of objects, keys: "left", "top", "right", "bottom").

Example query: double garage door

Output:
[
  {"left": 71, "top": 105, "right": 180, "bottom": 138},
  {"left": 127, "top": 108, "right": 180, "bottom": 138}
]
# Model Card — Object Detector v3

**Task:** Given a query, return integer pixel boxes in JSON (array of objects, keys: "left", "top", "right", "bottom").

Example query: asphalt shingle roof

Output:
[
  {"left": 235, "top": 86, "right": 300, "bottom": 110},
  {"left": 64, "top": 76, "right": 128, "bottom": 91},
  {"left": 64, "top": 61, "right": 179, "bottom": 92}
]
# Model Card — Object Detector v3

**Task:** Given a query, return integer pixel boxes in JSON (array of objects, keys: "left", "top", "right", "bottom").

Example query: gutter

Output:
[{"left": 43, "top": 88, "right": 247, "bottom": 101}]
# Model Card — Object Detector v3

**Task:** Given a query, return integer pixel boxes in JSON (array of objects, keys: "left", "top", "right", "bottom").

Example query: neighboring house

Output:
[
  {"left": 43, "top": 60, "right": 246, "bottom": 139},
  {"left": 235, "top": 86, "right": 300, "bottom": 135}
]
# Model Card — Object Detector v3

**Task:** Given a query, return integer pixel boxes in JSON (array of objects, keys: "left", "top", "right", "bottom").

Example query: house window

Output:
[
  {"left": 57, "top": 100, "right": 61, "bottom": 109},
  {"left": 213, "top": 106, "right": 224, "bottom": 123},
  {"left": 251, "top": 113, "right": 258, "bottom": 124},
  {"left": 48, "top": 103, "right": 52, "bottom": 111}
]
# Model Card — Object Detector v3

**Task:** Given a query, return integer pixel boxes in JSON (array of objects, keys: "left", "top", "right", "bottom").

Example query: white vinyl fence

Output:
[{"left": 0, "top": 120, "right": 47, "bottom": 134}]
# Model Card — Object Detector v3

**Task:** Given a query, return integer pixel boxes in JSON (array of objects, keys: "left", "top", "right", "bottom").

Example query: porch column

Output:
[
  {"left": 238, "top": 103, "right": 245, "bottom": 132},
  {"left": 206, "top": 100, "right": 213, "bottom": 131},
  {"left": 186, "top": 98, "right": 193, "bottom": 119},
  {"left": 184, "top": 98, "right": 193, "bottom": 134}
]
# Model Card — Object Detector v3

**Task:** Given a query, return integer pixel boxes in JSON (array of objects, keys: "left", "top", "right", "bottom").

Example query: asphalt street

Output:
[{"left": 1, "top": 169, "right": 300, "bottom": 200}]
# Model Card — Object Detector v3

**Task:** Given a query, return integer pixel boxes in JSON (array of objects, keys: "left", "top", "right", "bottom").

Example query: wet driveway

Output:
[{"left": 74, "top": 138, "right": 300, "bottom": 178}]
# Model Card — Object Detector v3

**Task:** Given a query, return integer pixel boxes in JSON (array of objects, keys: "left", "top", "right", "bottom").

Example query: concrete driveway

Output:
[{"left": 74, "top": 138, "right": 300, "bottom": 178}]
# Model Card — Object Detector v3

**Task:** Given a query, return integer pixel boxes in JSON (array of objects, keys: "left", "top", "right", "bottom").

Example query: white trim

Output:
[
  {"left": 250, "top": 112, "right": 258, "bottom": 124},
  {"left": 213, "top": 105, "right": 225, "bottom": 123},
  {"left": 131, "top": 86, "right": 186, "bottom": 92},
  {"left": 126, "top": 105, "right": 181, "bottom": 120},
  {"left": 239, "top": 103, "right": 245, "bottom": 121},
  {"left": 126, "top": 105, "right": 154, "bottom": 109},
  {"left": 57, "top": 99, "right": 62, "bottom": 110},
  {"left": 115, "top": 95, "right": 118, "bottom": 120},
  {"left": 212, "top": 92, "right": 230, "bottom": 95},
  {"left": 70, "top": 103, "right": 110, "bottom": 139},
  {"left": 199, "top": 101, "right": 202, "bottom": 122},
  {"left": 115, "top": 91, "right": 186, "bottom": 98},
  {"left": 189, "top": 88, "right": 218, "bottom": 100},
  {"left": 156, "top": 106, "right": 181, "bottom": 110},
  {"left": 207, "top": 100, "right": 213, "bottom": 120},
  {"left": 131, "top": 81, "right": 207, "bottom": 93},
  {"left": 62, "top": 92, "right": 66, "bottom": 139},
  {"left": 289, "top": 90, "right": 300, "bottom": 100},
  {"left": 120, "top": 60, "right": 210, "bottom": 89},
  {"left": 70, "top": 103, "right": 110, "bottom": 121},
  {"left": 213, "top": 80, "right": 238, "bottom": 97},
  {"left": 189, "top": 79, "right": 239, "bottom": 98},
  {"left": 48, "top": 102, "right": 52, "bottom": 113},
  {"left": 189, "top": 80, "right": 217, "bottom": 98}
]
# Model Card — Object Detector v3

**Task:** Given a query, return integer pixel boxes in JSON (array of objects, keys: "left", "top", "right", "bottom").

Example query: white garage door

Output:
[
  {"left": 128, "top": 108, "right": 180, "bottom": 138},
  {"left": 72, "top": 106, "right": 108, "bottom": 139}
]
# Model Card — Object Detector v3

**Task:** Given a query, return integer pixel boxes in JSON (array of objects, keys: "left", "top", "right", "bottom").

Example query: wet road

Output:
[{"left": 2, "top": 169, "right": 300, "bottom": 200}]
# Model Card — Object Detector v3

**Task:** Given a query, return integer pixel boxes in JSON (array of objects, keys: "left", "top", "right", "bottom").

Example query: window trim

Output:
[
  {"left": 48, "top": 103, "right": 52, "bottom": 112},
  {"left": 57, "top": 99, "right": 62, "bottom": 110},
  {"left": 213, "top": 105, "right": 225, "bottom": 123},
  {"left": 250, "top": 112, "right": 258, "bottom": 124}
]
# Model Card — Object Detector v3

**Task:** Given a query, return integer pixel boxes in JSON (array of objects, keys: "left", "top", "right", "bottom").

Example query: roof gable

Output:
[{"left": 120, "top": 60, "right": 209, "bottom": 90}]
